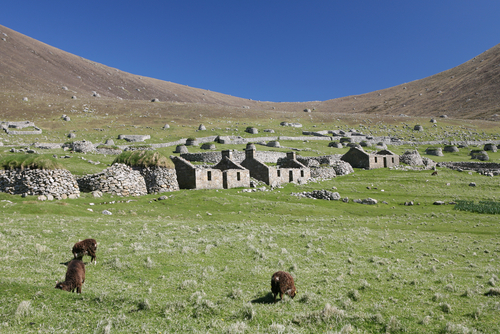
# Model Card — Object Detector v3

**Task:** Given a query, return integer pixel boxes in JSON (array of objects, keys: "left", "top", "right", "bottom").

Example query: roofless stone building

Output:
[{"left": 341, "top": 147, "right": 399, "bottom": 169}]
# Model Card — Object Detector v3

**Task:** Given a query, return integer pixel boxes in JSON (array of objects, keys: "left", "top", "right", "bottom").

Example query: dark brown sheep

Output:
[
  {"left": 431, "top": 171, "right": 438, "bottom": 176},
  {"left": 55, "top": 259, "right": 85, "bottom": 293},
  {"left": 271, "top": 271, "right": 296, "bottom": 302},
  {"left": 72, "top": 238, "right": 97, "bottom": 264}
]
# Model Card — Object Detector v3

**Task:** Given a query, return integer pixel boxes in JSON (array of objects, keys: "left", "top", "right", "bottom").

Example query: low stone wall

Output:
[
  {"left": 297, "top": 155, "right": 343, "bottom": 167},
  {"left": 118, "top": 134, "right": 151, "bottom": 142},
  {"left": 0, "top": 169, "right": 79, "bottom": 198},
  {"left": 136, "top": 166, "right": 179, "bottom": 194},
  {"left": 438, "top": 161, "right": 500, "bottom": 173},
  {"left": 95, "top": 148, "right": 122, "bottom": 155},
  {"left": 33, "top": 143, "right": 63, "bottom": 149},
  {"left": 310, "top": 167, "right": 337, "bottom": 179},
  {"left": 77, "top": 163, "right": 147, "bottom": 196}
]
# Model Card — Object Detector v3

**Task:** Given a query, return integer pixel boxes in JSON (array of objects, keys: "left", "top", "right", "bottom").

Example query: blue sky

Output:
[{"left": 1, "top": 1, "right": 500, "bottom": 102}]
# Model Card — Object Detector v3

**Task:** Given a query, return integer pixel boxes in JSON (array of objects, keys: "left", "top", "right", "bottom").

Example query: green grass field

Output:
[{"left": 1, "top": 166, "right": 499, "bottom": 333}]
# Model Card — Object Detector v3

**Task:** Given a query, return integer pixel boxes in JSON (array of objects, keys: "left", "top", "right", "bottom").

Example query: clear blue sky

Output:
[{"left": 1, "top": 1, "right": 500, "bottom": 102}]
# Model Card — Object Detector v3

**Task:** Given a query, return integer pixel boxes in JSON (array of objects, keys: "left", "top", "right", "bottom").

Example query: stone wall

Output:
[
  {"left": 181, "top": 151, "right": 288, "bottom": 164},
  {"left": 0, "top": 169, "right": 79, "bottom": 198},
  {"left": 438, "top": 161, "right": 500, "bottom": 173},
  {"left": 136, "top": 166, "right": 179, "bottom": 194},
  {"left": 310, "top": 167, "right": 337, "bottom": 179},
  {"left": 77, "top": 163, "right": 147, "bottom": 196}
]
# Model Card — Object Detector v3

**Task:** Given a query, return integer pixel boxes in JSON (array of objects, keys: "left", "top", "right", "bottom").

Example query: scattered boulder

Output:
[
  {"left": 280, "top": 122, "right": 302, "bottom": 128},
  {"left": 425, "top": 147, "right": 444, "bottom": 156},
  {"left": 470, "top": 150, "right": 489, "bottom": 161},
  {"left": 332, "top": 161, "right": 354, "bottom": 176},
  {"left": 267, "top": 141, "right": 280, "bottom": 148},
  {"left": 185, "top": 138, "right": 197, "bottom": 146},
  {"left": 62, "top": 115, "right": 70, "bottom": 122},
  {"left": 400, "top": 150, "right": 424, "bottom": 166},
  {"left": 413, "top": 125, "right": 424, "bottom": 131},
  {"left": 245, "top": 127, "right": 258, "bottom": 134},
  {"left": 67, "top": 133, "right": 76, "bottom": 139},
  {"left": 484, "top": 143, "right": 497, "bottom": 152},
  {"left": 201, "top": 143, "right": 216, "bottom": 150},
  {"left": 163, "top": 124, "right": 170, "bottom": 129},
  {"left": 151, "top": 98, "right": 160, "bottom": 102},
  {"left": 291, "top": 190, "right": 340, "bottom": 200},
  {"left": 105, "top": 139, "right": 115, "bottom": 146},
  {"left": 198, "top": 124, "right": 206, "bottom": 131},
  {"left": 102, "top": 210, "right": 112, "bottom": 215},
  {"left": 362, "top": 198, "right": 378, "bottom": 205},
  {"left": 443, "top": 145, "right": 459, "bottom": 153},
  {"left": 175, "top": 145, "right": 188, "bottom": 154},
  {"left": 328, "top": 142, "right": 343, "bottom": 148},
  {"left": 118, "top": 135, "right": 151, "bottom": 142},
  {"left": 72, "top": 140, "right": 95, "bottom": 153},
  {"left": 469, "top": 182, "right": 476, "bottom": 187}
]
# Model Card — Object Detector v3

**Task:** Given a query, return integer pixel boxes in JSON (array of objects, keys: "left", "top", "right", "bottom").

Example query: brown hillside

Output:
[
  {"left": 1, "top": 24, "right": 499, "bottom": 120},
  {"left": 0, "top": 25, "right": 259, "bottom": 107},
  {"left": 317, "top": 43, "right": 500, "bottom": 120}
]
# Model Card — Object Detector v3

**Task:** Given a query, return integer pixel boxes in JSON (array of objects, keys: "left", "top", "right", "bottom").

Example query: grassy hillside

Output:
[{"left": 1, "top": 168, "right": 499, "bottom": 333}]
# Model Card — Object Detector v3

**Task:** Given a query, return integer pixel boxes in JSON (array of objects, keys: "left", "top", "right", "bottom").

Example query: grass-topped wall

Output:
[
  {"left": 0, "top": 154, "right": 64, "bottom": 170},
  {"left": 113, "top": 150, "right": 174, "bottom": 168}
]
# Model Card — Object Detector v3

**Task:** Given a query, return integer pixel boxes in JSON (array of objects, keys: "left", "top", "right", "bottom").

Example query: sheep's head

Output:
[
  {"left": 286, "top": 288, "right": 296, "bottom": 299},
  {"left": 55, "top": 281, "right": 70, "bottom": 291}
]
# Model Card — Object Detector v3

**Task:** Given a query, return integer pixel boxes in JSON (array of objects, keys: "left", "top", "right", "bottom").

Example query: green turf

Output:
[{"left": 1, "top": 167, "right": 499, "bottom": 333}]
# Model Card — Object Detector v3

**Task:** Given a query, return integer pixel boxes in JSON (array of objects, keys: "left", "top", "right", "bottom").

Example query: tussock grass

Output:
[
  {"left": 0, "top": 154, "right": 64, "bottom": 170},
  {"left": 112, "top": 150, "right": 174, "bottom": 168}
]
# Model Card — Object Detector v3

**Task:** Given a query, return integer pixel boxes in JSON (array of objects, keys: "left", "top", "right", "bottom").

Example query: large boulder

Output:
[
  {"left": 72, "top": 140, "right": 95, "bottom": 153},
  {"left": 400, "top": 150, "right": 424, "bottom": 166}
]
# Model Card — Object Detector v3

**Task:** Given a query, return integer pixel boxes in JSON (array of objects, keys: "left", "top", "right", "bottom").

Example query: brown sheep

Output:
[
  {"left": 271, "top": 271, "right": 296, "bottom": 302},
  {"left": 72, "top": 238, "right": 97, "bottom": 264},
  {"left": 431, "top": 171, "right": 438, "bottom": 176},
  {"left": 55, "top": 259, "right": 85, "bottom": 293}
]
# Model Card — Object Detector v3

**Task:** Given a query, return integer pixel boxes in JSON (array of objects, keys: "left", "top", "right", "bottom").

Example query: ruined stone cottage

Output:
[
  {"left": 240, "top": 148, "right": 310, "bottom": 186},
  {"left": 341, "top": 147, "right": 399, "bottom": 169},
  {"left": 171, "top": 150, "right": 250, "bottom": 189}
]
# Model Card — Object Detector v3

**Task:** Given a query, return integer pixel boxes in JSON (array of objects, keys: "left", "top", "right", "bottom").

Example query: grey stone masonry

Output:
[
  {"left": 0, "top": 169, "right": 80, "bottom": 198},
  {"left": 136, "top": 166, "right": 179, "bottom": 194},
  {"left": 118, "top": 135, "right": 151, "bottom": 142},
  {"left": 72, "top": 140, "right": 95, "bottom": 153},
  {"left": 77, "top": 163, "right": 147, "bottom": 196}
]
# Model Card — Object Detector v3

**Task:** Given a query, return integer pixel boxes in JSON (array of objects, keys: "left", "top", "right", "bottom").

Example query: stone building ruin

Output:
[
  {"left": 341, "top": 147, "right": 399, "bottom": 169},
  {"left": 171, "top": 150, "right": 250, "bottom": 189},
  {"left": 240, "top": 148, "right": 310, "bottom": 186}
]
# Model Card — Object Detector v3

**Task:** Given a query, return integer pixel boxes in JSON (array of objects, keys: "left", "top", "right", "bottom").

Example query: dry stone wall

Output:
[
  {"left": 136, "top": 166, "right": 179, "bottom": 194},
  {"left": 77, "top": 163, "right": 147, "bottom": 196},
  {"left": 0, "top": 169, "right": 79, "bottom": 198}
]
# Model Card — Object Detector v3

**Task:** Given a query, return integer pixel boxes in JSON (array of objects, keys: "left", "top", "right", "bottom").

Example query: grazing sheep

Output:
[
  {"left": 271, "top": 271, "right": 296, "bottom": 302},
  {"left": 72, "top": 238, "right": 97, "bottom": 264},
  {"left": 431, "top": 171, "right": 438, "bottom": 175},
  {"left": 55, "top": 259, "right": 85, "bottom": 293}
]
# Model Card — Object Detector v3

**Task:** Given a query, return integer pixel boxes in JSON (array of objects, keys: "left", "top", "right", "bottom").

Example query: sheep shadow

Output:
[{"left": 250, "top": 292, "right": 275, "bottom": 304}]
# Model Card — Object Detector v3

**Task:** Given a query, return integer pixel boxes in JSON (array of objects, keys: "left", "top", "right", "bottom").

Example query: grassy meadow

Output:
[
  {"left": 1, "top": 166, "right": 500, "bottom": 333},
  {"left": 2, "top": 106, "right": 500, "bottom": 333}
]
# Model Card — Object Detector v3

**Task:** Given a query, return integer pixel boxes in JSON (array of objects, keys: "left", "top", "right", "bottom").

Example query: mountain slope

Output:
[
  {"left": 1, "top": 24, "right": 499, "bottom": 120},
  {"left": 317, "top": 43, "right": 500, "bottom": 119},
  {"left": 0, "top": 24, "right": 255, "bottom": 107}
]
